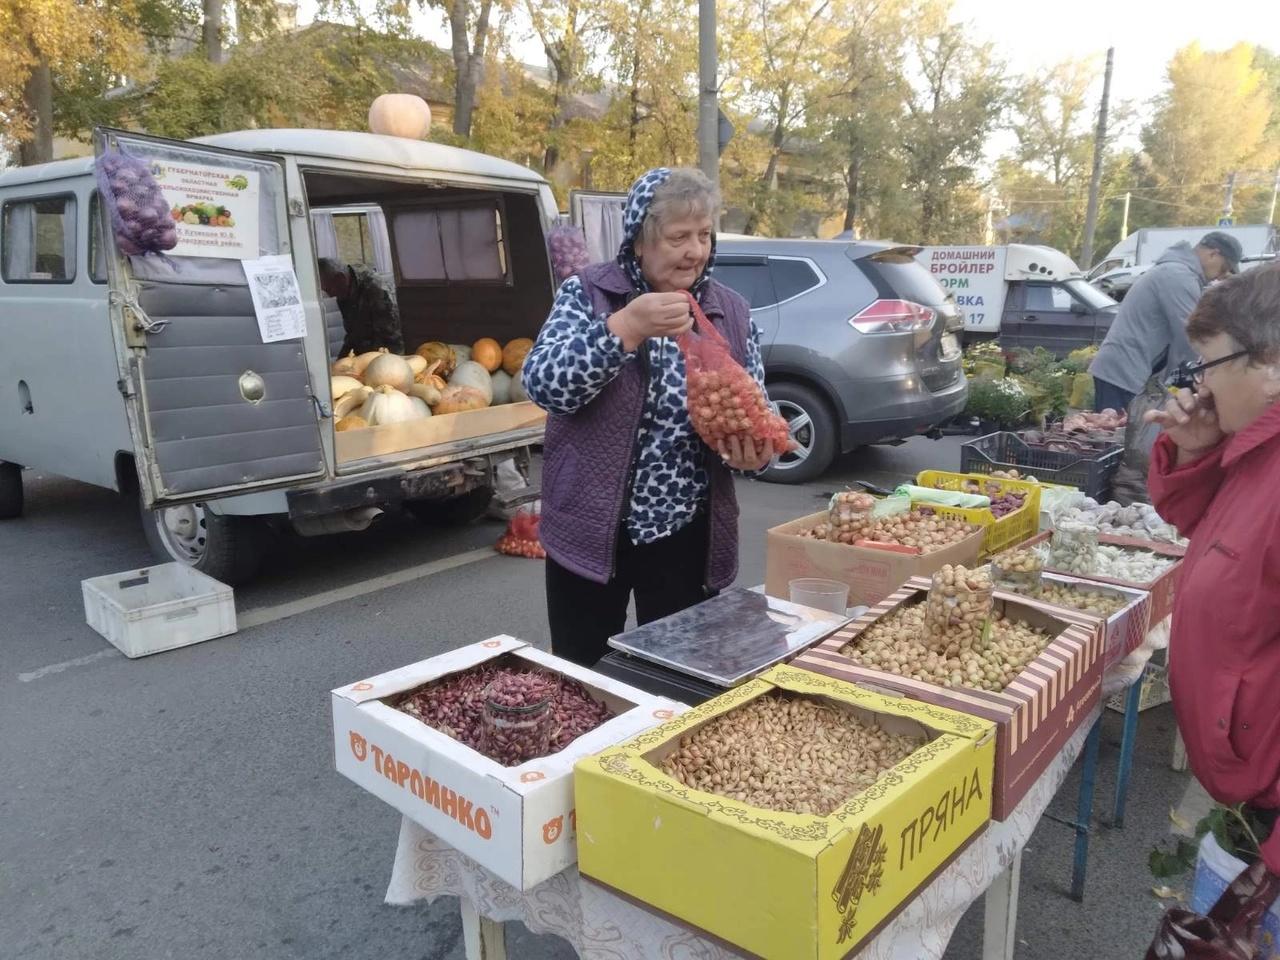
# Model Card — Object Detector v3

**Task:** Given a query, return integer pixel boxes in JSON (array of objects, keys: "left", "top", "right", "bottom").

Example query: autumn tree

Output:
[{"left": 521, "top": 0, "right": 603, "bottom": 175}]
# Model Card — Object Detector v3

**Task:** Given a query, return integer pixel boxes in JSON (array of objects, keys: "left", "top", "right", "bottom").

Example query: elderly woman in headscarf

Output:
[
  {"left": 522, "top": 167, "right": 774, "bottom": 667},
  {"left": 1146, "top": 265, "right": 1280, "bottom": 873}
]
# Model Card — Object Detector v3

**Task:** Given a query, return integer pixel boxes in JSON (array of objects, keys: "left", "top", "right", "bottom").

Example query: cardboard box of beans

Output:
[
  {"left": 765, "top": 510, "right": 986, "bottom": 608},
  {"left": 575, "top": 665, "right": 995, "bottom": 960},
  {"left": 331, "top": 635, "right": 684, "bottom": 889},
  {"left": 792, "top": 576, "right": 1102, "bottom": 820}
]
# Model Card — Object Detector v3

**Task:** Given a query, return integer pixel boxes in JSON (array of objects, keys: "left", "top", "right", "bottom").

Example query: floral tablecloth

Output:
[{"left": 385, "top": 711, "right": 1102, "bottom": 960}]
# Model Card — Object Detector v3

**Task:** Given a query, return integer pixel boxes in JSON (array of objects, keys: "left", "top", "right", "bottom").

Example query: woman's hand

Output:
[
  {"left": 718, "top": 436, "right": 775, "bottom": 472},
  {"left": 1143, "top": 387, "right": 1225, "bottom": 462},
  {"left": 607, "top": 293, "right": 694, "bottom": 352}
]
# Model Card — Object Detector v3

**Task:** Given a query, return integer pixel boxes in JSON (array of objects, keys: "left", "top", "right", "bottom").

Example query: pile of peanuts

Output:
[
  {"left": 396, "top": 664, "right": 613, "bottom": 763},
  {"left": 826, "top": 491, "right": 877, "bottom": 544},
  {"left": 1037, "top": 582, "right": 1130, "bottom": 617},
  {"left": 798, "top": 510, "right": 978, "bottom": 552},
  {"left": 922, "top": 564, "right": 995, "bottom": 655},
  {"left": 839, "top": 573, "right": 1054, "bottom": 691},
  {"left": 658, "top": 693, "right": 922, "bottom": 815}
]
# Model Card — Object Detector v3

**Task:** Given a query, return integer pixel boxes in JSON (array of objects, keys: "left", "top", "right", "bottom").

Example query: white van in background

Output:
[
  {"left": 914, "top": 243, "right": 1118, "bottom": 356},
  {"left": 1088, "top": 224, "right": 1279, "bottom": 300}
]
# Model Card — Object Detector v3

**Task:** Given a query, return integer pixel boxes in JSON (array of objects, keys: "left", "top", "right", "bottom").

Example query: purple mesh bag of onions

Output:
[
  {"left": 95, "top": 149, "right": 179, "bottom": 257},
  {"left": 546, "top": 224, "right": 589, "bottom": 283}
]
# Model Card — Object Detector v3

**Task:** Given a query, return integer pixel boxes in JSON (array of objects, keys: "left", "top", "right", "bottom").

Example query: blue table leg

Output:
[
  {"left": 1112, "top": 673, "right": 1144, "bottom": 829},
  {"left": 1071, "top": 716, "right": 1104, "bottom": 903}
]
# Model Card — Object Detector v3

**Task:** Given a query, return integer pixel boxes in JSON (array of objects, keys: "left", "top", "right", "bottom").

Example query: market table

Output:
[{"left": 385, "top": 710, "right": 1101, "bottom": 960}]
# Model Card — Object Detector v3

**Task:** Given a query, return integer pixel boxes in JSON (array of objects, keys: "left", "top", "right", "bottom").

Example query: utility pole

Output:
[
  {"left": 1080, "top": 47, "right": 1113, "bottom": 271},
  {"left": 698, "top": 0, "right": 720, "bottom": 224},
  {"left": 1222, "top": 171, "right": 1236, "bottom": 224},
  {"left": 1120, "top": 191, "right": 1131, "bottom": 240},
  {"left": 1270, "top": 169, "right": 1279, "bottom": 226}
]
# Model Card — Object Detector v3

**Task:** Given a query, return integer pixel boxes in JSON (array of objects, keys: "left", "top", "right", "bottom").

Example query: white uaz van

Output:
[{"left": 0, "top": 128, "right": 558, "bottom": 583}]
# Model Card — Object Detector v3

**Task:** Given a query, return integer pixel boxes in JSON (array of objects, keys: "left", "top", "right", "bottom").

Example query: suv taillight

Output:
[{"left": 848, "top": 299, "right": 935, "bottom": 334}]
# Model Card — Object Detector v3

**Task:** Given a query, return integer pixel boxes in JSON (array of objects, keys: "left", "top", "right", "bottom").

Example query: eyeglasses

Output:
[{"left": 1169, "top": 350, "right": 1249, "bottom": 390}]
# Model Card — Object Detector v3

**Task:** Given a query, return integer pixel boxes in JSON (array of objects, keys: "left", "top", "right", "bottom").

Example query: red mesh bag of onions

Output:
[
  {"left": 678, "top": 291, "right": 795, "bottom": 455},
  {"left": 95, "top": 149, "right": 179, "bottom": 257},
  {"left": 546, "top": 224, "right": 590, "bottom": 284},
  {"left": 495, "top": 508, "right": 546, "bottom": 559}
]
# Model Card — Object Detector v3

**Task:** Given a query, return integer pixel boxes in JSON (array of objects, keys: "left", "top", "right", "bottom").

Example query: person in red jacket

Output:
[{"left": 1146, "top": 265, "right": 1280, "bottom": 872}]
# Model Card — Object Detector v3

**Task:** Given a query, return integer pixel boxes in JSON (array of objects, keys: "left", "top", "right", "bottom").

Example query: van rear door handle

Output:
[{"left": 1023, "top": 314, "right": 1039, "bottom": 321}]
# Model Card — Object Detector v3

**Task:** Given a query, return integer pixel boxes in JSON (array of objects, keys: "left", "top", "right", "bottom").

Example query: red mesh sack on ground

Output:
[
  {"left": 495, "top": 508, "right": 546, "bottom": 559},
  {"left": 94, "top": 148, "right": 179, "bottom": 257},
  {"left": 677, "top": 291, "right": 795, "bottom": 455},
  {"left": 1145, "top": 859, "right": 1280, "bottom": 960}
]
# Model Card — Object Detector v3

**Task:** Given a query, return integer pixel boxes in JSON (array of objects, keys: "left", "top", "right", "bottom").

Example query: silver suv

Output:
[{"left": 715, "top": 237, "right": 967, "bottom": 483}]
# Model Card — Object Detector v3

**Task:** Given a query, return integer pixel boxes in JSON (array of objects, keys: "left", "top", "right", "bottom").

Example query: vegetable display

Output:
[
  {"left": 472, "top": 338, "right": 503, "bottom": 373},
  {"left": 502, "top": 338, "right": 534, "bottom": 376},
  {"left": 362, "top": 351, "right": 414, "bottom": 392},
  {"left": 990, "top": 548, "right": 1044, "bottom": 596},
  {"left": 394, "top": 663, "right": 614, "bottom": 764},
  {"left": 95, "top": 150, "right": 179, "bottom": 256},
  {"left": 657, "top": 692, "right": 923, "bottom": 816},
  {"left": 449, "top": 361, "right": 494, "bottom": 404},
  {"left": 414, "top": 342, "right": 457, "bottom": 378}
]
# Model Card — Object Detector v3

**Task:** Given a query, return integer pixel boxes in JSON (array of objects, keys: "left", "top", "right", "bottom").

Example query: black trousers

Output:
[{"left": 545, "top": 514, "right": 712, "bottom": 667}]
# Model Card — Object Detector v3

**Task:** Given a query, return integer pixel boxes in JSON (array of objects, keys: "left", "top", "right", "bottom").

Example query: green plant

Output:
[
  {"left": 1014, "top": 370, "right": 1071, "bottom": 421},
  {"left": 1062, "top": 345, "right": 1099, "bottom": 375},
  {"left": 1006, "top": 346, "right": 1059, "bottom": 376},
  {"left": 965, "top": 378, "right": 1030, "bottom": 427},
  {"left": 1149, "top": 803, "right": 1268, "bottom": 880}
]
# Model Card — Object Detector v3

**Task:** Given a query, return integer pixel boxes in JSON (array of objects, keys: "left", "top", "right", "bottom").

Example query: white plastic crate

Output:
[{"left": 82, "top": 563, "right": 236, "bottom": 658}]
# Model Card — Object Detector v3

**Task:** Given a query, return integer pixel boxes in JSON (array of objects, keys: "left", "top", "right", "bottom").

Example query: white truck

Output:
[
  {"left": 914, "top": 243, "right": 1118, "bottom": 355},
  {"left": 0, "top": 127, "right": 559, "bottom": 583},
  {"left": 1087, "top": 224, "right": 1280, "bottom": 300}
]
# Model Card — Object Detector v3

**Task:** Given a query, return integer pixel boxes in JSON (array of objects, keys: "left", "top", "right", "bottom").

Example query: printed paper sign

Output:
[
  {"left": 151, "top": 160, "right": 260, "bottom": 260},
  {"left": 242, "top": 255, "right": 307, "bottom": 343}
]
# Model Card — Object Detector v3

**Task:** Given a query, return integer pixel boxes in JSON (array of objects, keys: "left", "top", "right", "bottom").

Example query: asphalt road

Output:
[{"left": 1, "top": 438, "right": 1190, "bottom": 960}]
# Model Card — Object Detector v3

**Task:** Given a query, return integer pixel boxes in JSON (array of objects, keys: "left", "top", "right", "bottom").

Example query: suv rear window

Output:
[
  {"left": 858, "top": 252, "right": 947, "bottom": 306},
  {"left": 769, "top": 257, "right": 821, "bottom": 302}
]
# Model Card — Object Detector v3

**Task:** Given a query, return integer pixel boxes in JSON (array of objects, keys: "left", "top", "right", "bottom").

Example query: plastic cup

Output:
[{"left": 788, "top": 578, "right": 851, "bottom": 615}]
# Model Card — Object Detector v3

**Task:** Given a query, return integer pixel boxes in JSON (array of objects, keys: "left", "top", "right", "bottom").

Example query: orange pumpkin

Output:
[
  {"left": 502, "top": 338, "right": 534, "bottom": 376},
  {"left": 472, "top": 337, "right": 503, "bottom": 373}
]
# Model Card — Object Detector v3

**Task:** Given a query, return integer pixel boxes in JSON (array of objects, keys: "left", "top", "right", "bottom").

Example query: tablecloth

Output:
[{"left": 385, "top": 711, "right": 1102, "bottom": 960}]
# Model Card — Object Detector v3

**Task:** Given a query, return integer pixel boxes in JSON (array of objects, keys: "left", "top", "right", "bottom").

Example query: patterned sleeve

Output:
[
  {"left": 746, "top": 318, "right": 766, "bottom": 391},
  {"left": 522, "top": 277, "right": 635, "bottom": 416}
]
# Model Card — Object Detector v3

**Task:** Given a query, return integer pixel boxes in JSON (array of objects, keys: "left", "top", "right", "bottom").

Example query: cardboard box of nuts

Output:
[
  {"left": 575, "top": 665, "right": 995, "bottom": 960},
  {"left": 792, "top": 577, "right": 1103, "bottom": 820},
  {"left": 1007, "top": 531, "right": 1185, "bottom": 625},
  {"left": 765, "top": 511, "right": 986, "bottom": 608},
  {"left": 331, "top": 635, "right": 685, "bottom": 890}
]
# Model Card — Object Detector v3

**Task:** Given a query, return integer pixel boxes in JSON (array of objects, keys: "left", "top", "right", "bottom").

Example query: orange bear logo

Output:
[
  {"left": 351, "top": 682, "right": 373, "bottom": 692},
  {"left": 519, "top": 771, "right": 546, "bottom": 783},
  {"left": 349, "top": 731, "right": 369, "bottom": 762},
  {"left": 542, "top": 816, "right": 564, "bottom": 844},
  {"left": 653, "top": 709, "right": 674, "bottom": 719}
]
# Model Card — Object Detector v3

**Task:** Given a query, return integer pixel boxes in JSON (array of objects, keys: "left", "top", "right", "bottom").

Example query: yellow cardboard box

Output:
[{"left": 575, "top": 665, "right": 995, "bottom": 960}]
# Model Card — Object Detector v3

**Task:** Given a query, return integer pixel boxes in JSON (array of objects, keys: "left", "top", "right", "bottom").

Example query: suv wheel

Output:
[
  {"left": 140, "top": 496, "right": 269, "bottom": 586},
  {"left": 761, "top": 383, "right": 837, "bottom": 484}
]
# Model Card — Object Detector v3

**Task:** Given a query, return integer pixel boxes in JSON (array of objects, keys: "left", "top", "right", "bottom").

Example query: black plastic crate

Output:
[{"left": 961, "top": 431, "right": 1123, "bottom": 499}]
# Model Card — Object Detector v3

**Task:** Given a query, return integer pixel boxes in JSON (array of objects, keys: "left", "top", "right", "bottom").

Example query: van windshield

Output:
[{"left": 1067, "top": 278, "right": 1116, "bottom": 310}]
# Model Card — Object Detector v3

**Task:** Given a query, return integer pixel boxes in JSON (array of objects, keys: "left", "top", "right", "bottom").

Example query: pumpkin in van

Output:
[
  {"left": 330, "top": 375, "right": 364, "bottom": 401},
  {"left": 414, "top": 341, "right": 456, "bottom": 377},
  {"left": 489, "top": 370, "right": 512, "bottom": 405},
  {"left": 331, "top": 351, "right": 361, "bottom": 377},
  {"left": 367, "top": 93, "right": 433, "bottom": 140},
  {"left": 472, "top": 338, "right": 503, "bottom": 373},
  {"left": 351, "top": 350, "right": 385, "bottom": 377},
  {"left": 433, "top": 385, "right": 489, "bottom": 415},
  {"left": 363, "top": 352, "right": 414, "bottom": 392},
  {"left": 448, "top": 361, "right": 494, "bottom": 404},
  {"left": 335, "top": 415, "right": 368, "bottom": 432},
  {"left": 502, "top": 338, "right": 534, "bottom": 376},
  {"left": 359, "top": 385, "right": 428, "bottom": 426}
]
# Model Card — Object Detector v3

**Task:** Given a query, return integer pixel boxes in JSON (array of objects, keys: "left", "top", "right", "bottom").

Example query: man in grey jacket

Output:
[{"left": 1089, "top": 231, "right": 1242, "bottom": 412}]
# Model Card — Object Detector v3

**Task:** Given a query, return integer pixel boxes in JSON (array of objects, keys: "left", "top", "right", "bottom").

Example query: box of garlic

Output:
[
  {"left": 574, "top": 665, "right": 995, "bottom": 960},
  {"left": 792, "top": 573, "right": 1102, "bottom": 820},
  {"left": 331, "top": 636, "right": 685, "bottom": 890}
]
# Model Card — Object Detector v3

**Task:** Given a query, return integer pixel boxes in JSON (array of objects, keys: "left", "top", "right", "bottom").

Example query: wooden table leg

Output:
[
  {"left": 461, "top": 898, "right": 508, "bottom": 960},
  {"left": 982, "top": 849, "right": 1023, "bottom": 960}
]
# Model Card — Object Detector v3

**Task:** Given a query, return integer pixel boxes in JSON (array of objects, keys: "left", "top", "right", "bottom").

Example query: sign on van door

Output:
[{"left": 914, "top": 247, "right": 1007, "bottom": 334}]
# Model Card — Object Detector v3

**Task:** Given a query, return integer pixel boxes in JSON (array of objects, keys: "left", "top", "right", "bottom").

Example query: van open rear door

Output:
[
  {"left": 569, "top": 190, "right": 626, "bottom": 263},
  {"left": 94, "top": 128, "right": 326, "bottom": 508}
]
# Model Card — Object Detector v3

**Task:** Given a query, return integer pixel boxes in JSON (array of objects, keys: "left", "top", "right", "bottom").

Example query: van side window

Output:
[
  {"left": 391, "top": 201, "right": 508, "bottom": 283},
  {"left": 1024, "top": 282, "right": 1074, "bottom": 312},
  {"left": 2, "top": 195, "right": 76, "bottom": 283},
  {"left": 89, "top": 192, "right": 108, "bottom": 284},
  {"left": 333, "top": 213, "right": 375, "bottom": 268},
  {"left": 768, "top": 257, "right": 821, "bottom": 303}
]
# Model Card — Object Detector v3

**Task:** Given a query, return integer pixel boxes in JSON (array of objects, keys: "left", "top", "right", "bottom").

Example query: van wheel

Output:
[
  {"left": 0, "top": 462, "right": 23, "bottom": 519},
  {"left": 405, "top": 486, "right": 494, "bottom": 526},
  {"left": 140, "top": 497, "right": 268, "bottom": 586},
  {"left": 761, "top": 383, "right": 837, "bottom": 485}
]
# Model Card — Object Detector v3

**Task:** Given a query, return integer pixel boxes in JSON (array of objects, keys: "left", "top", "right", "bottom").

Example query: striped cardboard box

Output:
[
  {"left": 1000, "top": 573, "right": 1153, "bottom": 669},
  {"left": 791, "top": 577, "right": 1104, "bottom": 820}
]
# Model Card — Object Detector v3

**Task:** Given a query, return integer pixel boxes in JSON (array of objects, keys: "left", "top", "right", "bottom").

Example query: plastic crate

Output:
[
  {"left": 961, "top": 432, "right": 1123, "bottom": 499},
  {"left": 82, "top": 563, "right": 236, "bottom": 658},
  {"left": 915, "top": 469, "right": 1042, "bottom": 559}
]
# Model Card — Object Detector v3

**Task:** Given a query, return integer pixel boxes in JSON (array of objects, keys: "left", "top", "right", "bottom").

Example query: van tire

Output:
[
  {"left": 140, "top": 496, "right": 268, "bottom": 586},
  {"left": 0, "top": 462, "right": 23, "bottom": 519},
  {"left": 405, "top": 486, "right": 494, "bottom": 526},
  {"left": 761, "top": 382, "right": 837, "bottom": 484}
]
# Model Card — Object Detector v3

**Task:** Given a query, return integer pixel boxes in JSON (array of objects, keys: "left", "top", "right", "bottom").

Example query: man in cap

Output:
[
  {"left": 318, "top": 257, "right": 404, "bottom": 355},
  {"left": 1089, "top": 231, "right": 1242, "bottom": 412}
]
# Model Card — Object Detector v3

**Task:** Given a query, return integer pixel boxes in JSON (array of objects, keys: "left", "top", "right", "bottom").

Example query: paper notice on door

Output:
[{"left": 242, "top": 256, "right": 307, "bottom": 342}]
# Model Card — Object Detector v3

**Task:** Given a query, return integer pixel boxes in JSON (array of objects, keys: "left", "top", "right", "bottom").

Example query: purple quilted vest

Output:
[{"left": 538, "top": 260, "right": 749, "bottom": 590}]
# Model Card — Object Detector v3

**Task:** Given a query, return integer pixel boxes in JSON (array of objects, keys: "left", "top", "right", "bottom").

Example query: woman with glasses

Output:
[{"left": 1146, "top": 265, "right": 1280, "bottom": 874}]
